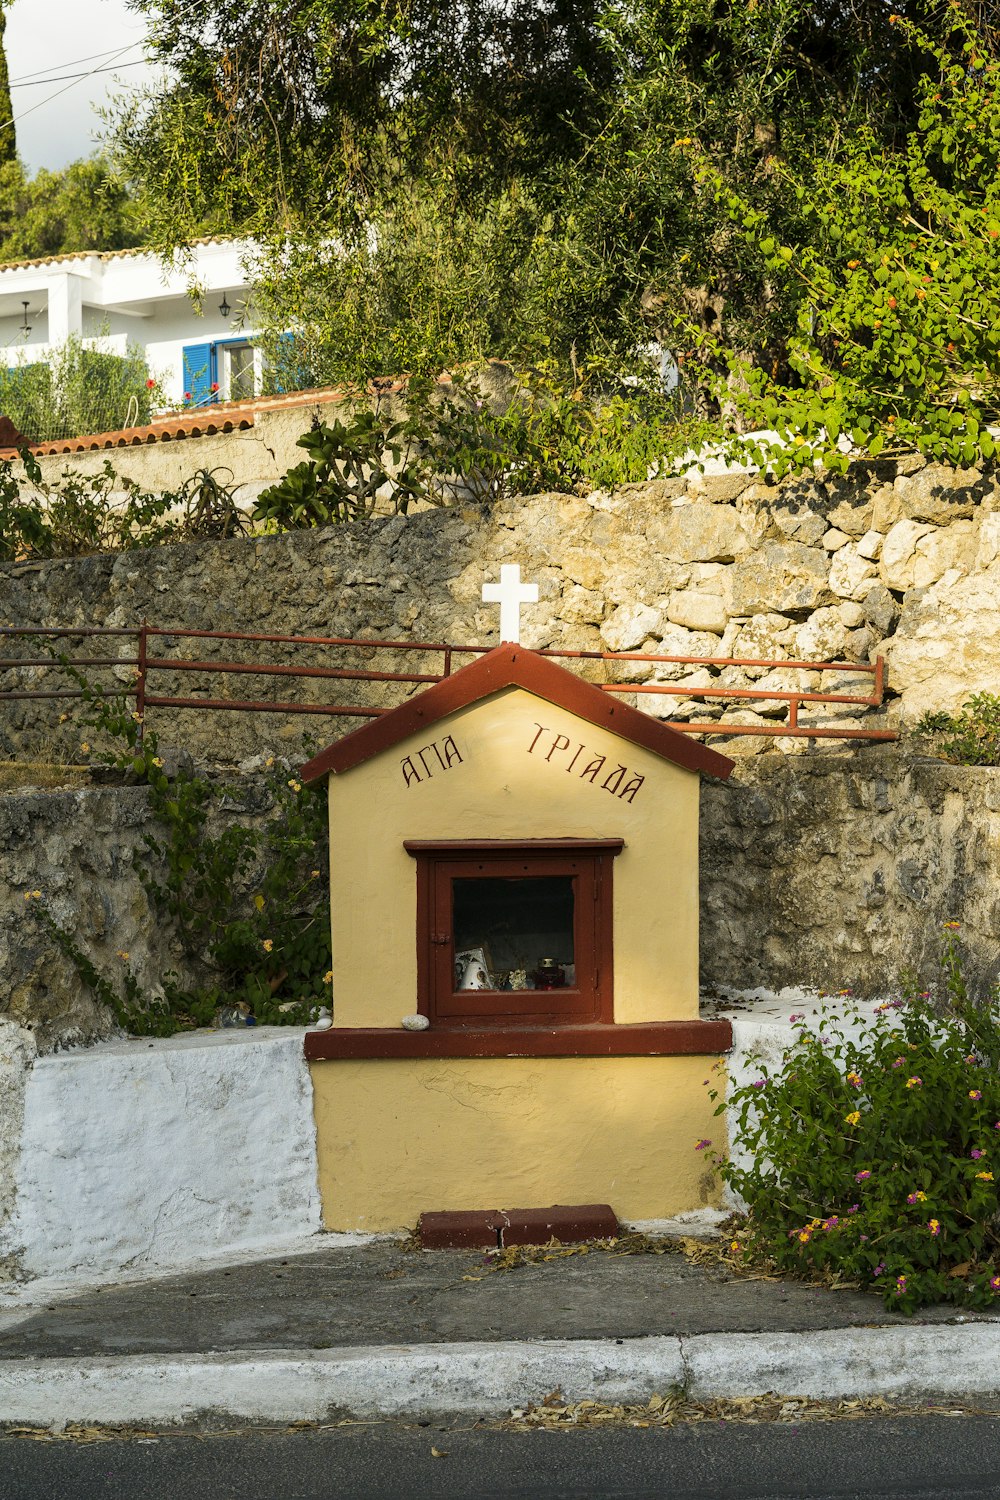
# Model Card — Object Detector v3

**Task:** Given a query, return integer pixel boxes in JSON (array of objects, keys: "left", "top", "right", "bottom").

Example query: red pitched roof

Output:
[{"left": 300, "top": 644, "right": 734, "bottom": 784}]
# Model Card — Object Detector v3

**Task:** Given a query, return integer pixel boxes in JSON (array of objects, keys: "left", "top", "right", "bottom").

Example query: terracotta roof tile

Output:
[
  {"left": 0, "top": 386, "right": 350, "bottom": 457},
  {"left": 0, "top": 235, "right": 244, "bottom": 275}
]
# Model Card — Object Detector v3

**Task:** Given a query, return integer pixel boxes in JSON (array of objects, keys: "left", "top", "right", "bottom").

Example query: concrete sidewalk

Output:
[{"left": 2, "top": 1236, "right": 1000, "bottom": 1427}]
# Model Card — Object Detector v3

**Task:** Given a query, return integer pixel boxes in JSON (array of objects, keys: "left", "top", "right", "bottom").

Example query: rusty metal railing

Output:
[{"left": 0, "top": 623, "right": 897, "bottom": 744}]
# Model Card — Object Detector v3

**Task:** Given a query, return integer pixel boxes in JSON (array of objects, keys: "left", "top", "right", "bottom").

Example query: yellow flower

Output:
[
  {"left": 323, "top": 971, "right": 333, "bottom": 985},
  {"left": 310, "top": 869, "right": 320, "bottom": 879},
  {"left": 23, "top": 889, "right": 41, "bottom": 901},
  {"left": 80, "top": 742, "right": 90, "bottom": 754},
  {"left": 262, "top": 938, "right": 274, "bottom": 953},
  {"left": 265, "top": 757, "right": 274, "bottom": 768},
  {"left": 845, "top": 1111, "right": 861, "bottom": 1127},
  {"left": 253, "top": 894, "right": 265, "bottom": 912},
  {"left": 977, "top": 1171, "right": 994, "bottom": 1182},
  {"left": 729, "top": 1240, "right": 741, "bottom": 1253},
  {"left": 151, "top": 757, "right": 163, "bottom": 768},
  {"left": 287, "top": 779, "right": 302, "bottom": 793},
  {"left": 116, "top": 950, "right": 130, "bottom": 961}
]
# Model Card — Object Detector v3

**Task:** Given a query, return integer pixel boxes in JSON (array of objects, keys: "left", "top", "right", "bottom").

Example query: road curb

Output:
[{"left": 2, "top": 1325, "right": 1000, "bottom": 1427}]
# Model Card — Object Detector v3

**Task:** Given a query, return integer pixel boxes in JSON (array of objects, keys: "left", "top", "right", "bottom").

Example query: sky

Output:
[{"left": 5, "top": 0, "right": 161, "bottom": 173}]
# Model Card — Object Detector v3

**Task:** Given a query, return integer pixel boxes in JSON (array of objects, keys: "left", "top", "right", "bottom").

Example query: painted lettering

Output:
[
  {"left": 441, "top": 735, "right": 463, "bottom": 768},
  {"left": 618, "top": 773, "right": 645, "bottom": 804},
  {"left": 401, "top": 736, "right": 464, "bottom": 788},
  {"left": 579, "top": 753, "right": 606, "bottom": 784},
  {"left": 545, "top": 733, "right": 570, "bottom": 762},
  {"left": 601, "top": 764, "right": 627, "bottom": 796},
  {"left": 565, "top": 742, "right": 585, "bottom": 774},
  {"left": 527, "top": 723, "right": 549, "bottom": 754}
]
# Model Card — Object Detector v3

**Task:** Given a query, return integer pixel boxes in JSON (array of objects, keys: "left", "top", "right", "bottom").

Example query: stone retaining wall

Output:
[
  {"left": 4, "top": 755, "right": 997, "bottom": 1051},
  {"left": 2, "top": 454, "right": 998, "bottom": 769}
]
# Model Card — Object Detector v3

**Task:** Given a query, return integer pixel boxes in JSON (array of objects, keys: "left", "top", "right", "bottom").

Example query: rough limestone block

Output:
[
  {"left": 655, "top": 505, "right": 750, "bottom": 564},
  {"left": 828, "top": 544, "right": 878, "bottom": 602},
  {"left": 727, "top": 541, "right": 831, "bottom": 616},
  {"left": 911, "top": 522, "right": 975, "bottom": 590},
  {"left": 879, "top": 520, "right": 936, "bottom": 592},
  {"left": 666, "top": 590, "right": 728, "bottom": 635},
  {"left": 822, "top": 528, "right": 851, "bottom": 552},
  {"left": 975, "top": 512, "right": 1000, "bottom": 571},
  {"left": 882, "top": 559, "right": 1000, "bottom": 716},
  {"left": 794, "top": 607, "right": 852, "bottom": 663},
  {"left": 856, "top": 530, "right": 884, "bottom": 561},
  {"left": 898, "top": 464, "right": 979, "bottom": 524},
  {"left": 599, "top": 602, "right": 663, "bottom": 652}
]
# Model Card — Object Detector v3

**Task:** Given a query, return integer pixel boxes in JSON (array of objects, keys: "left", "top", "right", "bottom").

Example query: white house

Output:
[{"left": 0, "top": 237, "right": 271, "bottom": 408}]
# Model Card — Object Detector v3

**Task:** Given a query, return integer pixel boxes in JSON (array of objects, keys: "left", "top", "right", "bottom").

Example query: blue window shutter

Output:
[{"left": 182, "top": 343, "right": 217, "bottom": 405}]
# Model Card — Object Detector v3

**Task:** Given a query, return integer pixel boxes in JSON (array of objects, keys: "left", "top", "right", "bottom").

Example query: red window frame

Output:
[{"left": 404, "top": 839, "right": 623, "bottom": 1028}]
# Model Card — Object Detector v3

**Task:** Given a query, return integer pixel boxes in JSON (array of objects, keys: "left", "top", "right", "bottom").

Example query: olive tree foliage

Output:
[
  {"left": 110, "top": 0, "right": 990, "bottom": 387},
  {"left": 680, "top": 9, "right": 1000, "bottom": 474}
]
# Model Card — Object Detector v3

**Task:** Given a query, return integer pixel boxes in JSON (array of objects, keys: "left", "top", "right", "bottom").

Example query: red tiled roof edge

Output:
[
  {"left": 0, "top": 386, "right": 350, "bottom": 458},
  {"left": 0, "top": 371, "right": 470, "bottom": 458}
]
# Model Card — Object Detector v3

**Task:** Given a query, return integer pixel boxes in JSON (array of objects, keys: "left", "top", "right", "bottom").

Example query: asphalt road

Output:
[{"left": 3, "top": 1414, "right": 1000, "bottom": 1500}]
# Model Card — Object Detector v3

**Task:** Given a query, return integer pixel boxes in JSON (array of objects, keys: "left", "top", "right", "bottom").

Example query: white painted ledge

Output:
[{"left": 1, "top": 1026, "right": 323, "bottom": 1292}]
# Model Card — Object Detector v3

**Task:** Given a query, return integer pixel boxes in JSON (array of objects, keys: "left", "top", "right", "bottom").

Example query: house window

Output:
[
  {"left": 221, "top": 342, "right": 255, "bottom": 401},
  {"left": 404, "top": 839, "right": 622, "bottom": 1028}
]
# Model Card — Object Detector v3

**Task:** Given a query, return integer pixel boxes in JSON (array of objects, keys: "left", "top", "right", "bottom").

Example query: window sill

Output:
[{"left": 303, "top": 1019, "right": 732, "bottom": 1061}]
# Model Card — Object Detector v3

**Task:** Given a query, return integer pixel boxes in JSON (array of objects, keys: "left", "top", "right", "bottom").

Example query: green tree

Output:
[
  {"left": 679, "top": 9, "right": 1000, "bottom": 473},
  {"left": 110, "top": 0, "right": 993, "bottom": 385},
  {"left": 0, "top": 3, "right": 16, "bottom": 169},
  {"left": 0, "top": 157, "right": 141, "bottom": 262}
]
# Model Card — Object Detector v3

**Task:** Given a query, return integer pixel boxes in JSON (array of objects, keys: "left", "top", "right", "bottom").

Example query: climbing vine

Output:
[{"left": 36, "top": 675, "right": 331, "bottom": 1036}]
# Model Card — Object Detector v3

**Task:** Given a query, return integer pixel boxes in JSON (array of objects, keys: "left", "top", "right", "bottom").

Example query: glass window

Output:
[{"left": 453, "top": 875, "right": 575, "bottom": 991}]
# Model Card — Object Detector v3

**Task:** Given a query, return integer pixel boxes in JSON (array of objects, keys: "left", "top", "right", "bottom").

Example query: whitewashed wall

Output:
[{"left": 0, "top": 1027, "right": 323, "bottom": 1293}]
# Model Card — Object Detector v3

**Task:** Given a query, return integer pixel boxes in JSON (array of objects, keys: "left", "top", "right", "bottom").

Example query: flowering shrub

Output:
[{"left": 712, "top": 929, "right": 1000, "bottom": 1314}]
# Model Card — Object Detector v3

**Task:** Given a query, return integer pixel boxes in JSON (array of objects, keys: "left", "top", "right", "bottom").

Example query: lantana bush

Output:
[{"left": 712, "top": 928, "right": 1000, "bottom": 1314}]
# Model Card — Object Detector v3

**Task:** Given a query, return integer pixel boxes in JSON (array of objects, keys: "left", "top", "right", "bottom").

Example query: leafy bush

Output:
[
  {"left": 0, "top": 450, "right": 247, "bottom": 561},
  {"left": 255, "top": 364, "right": 688, "bottom": 529},
  {"left": 714, "top": 928, "right": 1000, "bottom": 1314},
  {"left": 0, "top": 335, "right": 164, "bottom": 443},
  {"left": 913, "top": 694, "right": 1000, "bottom": 767}
]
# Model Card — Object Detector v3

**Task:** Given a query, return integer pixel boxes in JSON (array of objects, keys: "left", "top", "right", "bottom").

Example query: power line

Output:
[
  {"left": 11, "top": 61, "right": 152, "bottom": 90},
  {"left": 9, "top": 43, "right": 148, "bottom": 87},
  {"left": 1, "top": 0, "right": 211, "bottom": 135}
]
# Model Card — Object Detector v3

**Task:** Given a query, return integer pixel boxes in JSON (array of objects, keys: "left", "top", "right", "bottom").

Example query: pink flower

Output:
[
  {"left": 928, "top": 1219, "right": 941, "bottom": 1237},
  {"left": 855, "top": 1170, "right": 872, "bottom": 1182},
  {"left": 891, "top": 1057, "right": 905, "bottom": 1069},
  {"left": 905, "top": 1077, "right": 923, "bottom": 1089},
  {"left": 894, "top": 1275, "right": 908, "bottom": 1296},
  {"left": 822, "top": 1216, "right": 839, "bottom": 1231},
  {"left": 847, "top": 1203, "right": 860, "bottom": 1214},
  {"left": 695, "top": 1139, "right": 712, "bottom": 1151},
  {"left": 971, "top": 1150, "right": 985, "bottom": 1160},
  {"left": 970, "top": 1090, "right": 983, "bottom": 1101},
  {"left": 789, "top": 1013, "right": 805, "bottom": 1022},
  {"left": 751, "top": 1079, "right": 766, "bottom": 1089},
  {"left": 872, "top": 1262, "right": 886, "bottom": 1278},
  {"left": 991, "top": 1275, "right": 1000, "bottom": 1293}
]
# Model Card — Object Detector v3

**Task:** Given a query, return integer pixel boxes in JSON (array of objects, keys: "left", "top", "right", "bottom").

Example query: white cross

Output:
[{"left": 482, "top": 564, "right": 539, "bottom": 645}]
